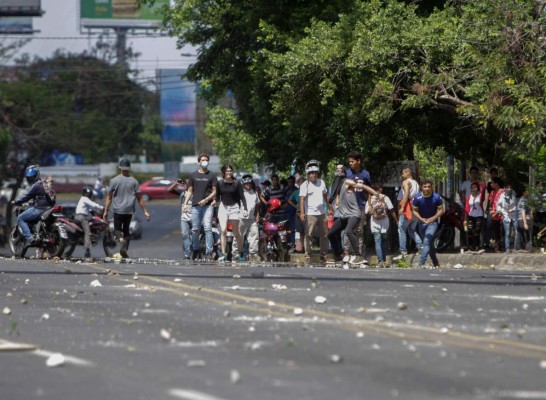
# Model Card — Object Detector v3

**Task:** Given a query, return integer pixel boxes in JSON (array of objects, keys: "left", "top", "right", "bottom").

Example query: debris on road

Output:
[
  {"left": 160, "top": 329, "right": 171, "bottom": 341},
  {"left": 329, "top": 354, "right": 343, "bottom": 363},
  {"left": 314, "top": 296, "right": 327, "bottom": 304},
  {"left": 46, "top": 353, "right": 65, "bottom": 368},
  {"left": 3, "top": 307, "right": 11, "bottom": 315},
  {"left": 293, "top": 308, "right": 303, "bottom": 316},
  {"left": 41, "top": 313, "right": 49, "bottom": 320},
  {"left": 453, "top": 263, "right": 465, "bottom": 269},
  {"left": 272, "top": 284, "right": 287, "bottom": 290},
  {"left": 397, "top": 302, "right": 408, "bottom": 310},
  {"left": 90, "top": 280, "right": 102, "bottom": 288},
  {"left": 232, "top": 275, "right": 241, "bottom": 279},
  {"left": 230, "top": 369, "right": 241, "bottom": 384}
]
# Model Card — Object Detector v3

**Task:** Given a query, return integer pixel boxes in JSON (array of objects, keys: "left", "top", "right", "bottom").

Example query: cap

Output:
[{"left": 119, "top": 158, "right": 131, "bottom": 171}]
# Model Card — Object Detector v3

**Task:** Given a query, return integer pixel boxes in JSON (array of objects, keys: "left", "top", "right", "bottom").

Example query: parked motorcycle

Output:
[
  {"left": 434, "top": 196, "right": 465, "bottom": 252},
  {"left": 55, "top": 211, "right": 118, "bottom": 257},
  {"left": 259, "top": 217, "right": 290, "bottom": 262},
  {"left": 9, "top": 204, "right": 68, "bottom": 258}
]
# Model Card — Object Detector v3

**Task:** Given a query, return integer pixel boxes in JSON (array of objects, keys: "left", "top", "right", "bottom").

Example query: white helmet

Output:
[{"left": 305, "top": 160, "right": 320, "bottom": 174}]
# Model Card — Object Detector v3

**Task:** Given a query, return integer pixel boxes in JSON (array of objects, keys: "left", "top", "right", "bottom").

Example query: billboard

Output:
[
  {"left": 0, "top": 0, "right": 41, "bottom": 16},
  {"left": 159, "top": 69, "right": 197, "bottom": 160},
  {"left": 0, "top": 17, "right": 33, "bottom": 33},
  {"left": 80, "top": 0, "right": 169, "bottom": 28}
]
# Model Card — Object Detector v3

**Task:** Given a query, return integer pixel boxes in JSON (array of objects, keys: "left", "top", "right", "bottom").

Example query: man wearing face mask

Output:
[
  {"left": 496, "top": 184, "right": 517, "bottom": 254},
  {"left": 183, "top": 153, "right": 218, "bottom": 261}
]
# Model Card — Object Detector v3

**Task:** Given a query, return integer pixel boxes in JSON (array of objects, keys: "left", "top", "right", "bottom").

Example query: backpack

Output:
[{"left": 369, "top": 194, "right": 387, "bottom": 219}]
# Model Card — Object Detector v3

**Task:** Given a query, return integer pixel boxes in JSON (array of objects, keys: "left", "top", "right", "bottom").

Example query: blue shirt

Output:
[
  {"left": 346, "top": 168, "right": 371, "bottom": 208},
  {"left": 412, "top": 192, "right": 443, "bottom": 219}
]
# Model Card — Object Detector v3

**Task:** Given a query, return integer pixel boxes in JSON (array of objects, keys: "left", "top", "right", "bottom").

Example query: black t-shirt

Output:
[
  {"left": 217, "top": 179, "right": 247, "bottom": 211},
  {"left": 189, "top": 170, "right": 218, "bottom": 204}
]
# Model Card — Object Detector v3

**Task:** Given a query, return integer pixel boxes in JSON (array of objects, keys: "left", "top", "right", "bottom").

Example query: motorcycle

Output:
[
  {"left": 9, "top": 204, "right": 68, "bottom": 258},
  {"left": 434, "top": 196, "right": 465, "bottom": 252},
  {"left": 259, "top": 216, "right": 290, "bottom": 262},
  {"left": 55, "top": 211, "right": 118, "bottom": 257}
]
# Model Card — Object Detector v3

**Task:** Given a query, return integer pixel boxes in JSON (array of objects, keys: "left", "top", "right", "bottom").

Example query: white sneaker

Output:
[
  {"left": 393, "top": 253, "right": 407, "bottom": 261},
  {"left": 349, "top": 255, "right": 357, "bottom": 264},
  {"left": 342, "top": 255, "right": 350, "bottom": 263}
]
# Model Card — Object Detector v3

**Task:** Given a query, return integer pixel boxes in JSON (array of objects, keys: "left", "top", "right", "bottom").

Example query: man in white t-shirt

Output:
[{"left": 299, "top": 160, "right": 333, "bottom": 262}]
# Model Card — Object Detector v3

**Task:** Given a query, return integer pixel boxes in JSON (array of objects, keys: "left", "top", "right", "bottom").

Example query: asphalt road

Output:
[
  {"left": 1, "top": 255, "right": 546, "bottom": 400},
  {"left": 1, "top": 201, "right": 546, "bottom": 400}
]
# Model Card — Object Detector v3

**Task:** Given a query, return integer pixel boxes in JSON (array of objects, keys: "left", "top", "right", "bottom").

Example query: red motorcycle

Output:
[
  {"left": 434, "top": 196, "right": 465, "bottom": 252},
  {"left": 259, "top": 199, "right": 290, "bottom": 262},
  {"left": 56, "top": 211, "right": 119, "bottom": 257}
]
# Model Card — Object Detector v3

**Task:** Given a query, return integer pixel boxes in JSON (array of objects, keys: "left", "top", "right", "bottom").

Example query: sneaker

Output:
[
  {"left": 192, "top": 250, "right": 201, "bottom": 260},
  {"left": 120, "top": 249, "right": 129, "bottom": 258},
  {"left": 342, "top": 255, "right": 350, "bottom": 263},
  {"left": 349, "top": 255, "right": 357, "bottom": 264},
  {"left": 351, "top": 255, "right": 364, "bottom": 265},
  {"left": 393, "top": 253, "right": 407, "bottom": 261},
  {"left": 217, "top": 255, "right": 226, "bottom": 262},
  {"left": 239, "top": 254, "right": 245, "bottom": 263}
]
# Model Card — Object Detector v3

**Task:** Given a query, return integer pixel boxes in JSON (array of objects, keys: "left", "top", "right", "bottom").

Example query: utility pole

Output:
[{"left": 115, "top": 27, "right": 128, "bottom": 68}]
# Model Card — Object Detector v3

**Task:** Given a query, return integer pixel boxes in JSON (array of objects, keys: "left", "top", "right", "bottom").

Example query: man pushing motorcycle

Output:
[{"left": 11, "top": 165, "right": 56, "bottom": 248}]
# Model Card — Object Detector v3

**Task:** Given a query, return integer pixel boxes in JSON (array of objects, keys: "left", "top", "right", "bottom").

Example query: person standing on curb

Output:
[
  {"left": 103, "top": 158, "right": 151, "bottom": 258},
  {"left": 412, "top": 179, "right": 445, "bottom": 268},
  {"left": 233, "top": 174, "right": 260, "bottom": 262},
  {"left": 299, "top": 160, "right": 333, "bottom": 262},
  {"left": 394, "top": 167, "right": 421, "bottom": 260},
  {"left": 345, "top": 150, "right": 372, "bottom": 262},
  {"left": 182, "top": 153, "right": 218, "bottom": 261}
]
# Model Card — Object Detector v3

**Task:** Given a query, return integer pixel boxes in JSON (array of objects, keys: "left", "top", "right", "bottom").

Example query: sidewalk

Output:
[{"left": 290, "top": 251, "right": 546, "bottom": 270}]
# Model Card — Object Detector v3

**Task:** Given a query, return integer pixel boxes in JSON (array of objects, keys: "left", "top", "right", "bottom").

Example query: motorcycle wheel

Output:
[
  {"left": 276, "top": 236, "right": 288, "bottom": 262},
  {"left": 434, "top": 225, "right": 455, "bottom": 252},
  {"left": 102, "top": 230, "right": 121, "bottom": 257},
  {"left": 44, "top": 226, "right": 66, "bottom": 258},
  {"left": 9, "top": 226, "right": 26, "bottom": 258},
  {"left": 63, "top": 243, "right": 77, "bottom": 258}
]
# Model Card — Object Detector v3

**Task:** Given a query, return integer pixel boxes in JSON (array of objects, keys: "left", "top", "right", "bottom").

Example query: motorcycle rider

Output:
[
  {"left": 75, "top": 187, "right": 104, "bottom": 259},
  {"left": 11, "top": 165, "right": 56, "bottom": 248}
]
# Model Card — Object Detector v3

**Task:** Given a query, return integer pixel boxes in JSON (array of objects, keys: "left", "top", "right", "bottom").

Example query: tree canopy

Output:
[{"left": 148, "top": 0, "right": 546, "bottom": 179}]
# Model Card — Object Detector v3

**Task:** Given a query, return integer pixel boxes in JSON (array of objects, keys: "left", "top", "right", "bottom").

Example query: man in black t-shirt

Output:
[
  {"left": 259, "top": 174, "right": 287, "bottom": 222},
  {"left": 183, "top": 153, "right": 218, "bottom": 260}
]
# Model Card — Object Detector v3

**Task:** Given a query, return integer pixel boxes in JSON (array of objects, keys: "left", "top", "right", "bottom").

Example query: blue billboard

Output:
[{"left": 159, "top": 69, "right": 197, "bottom": 144}]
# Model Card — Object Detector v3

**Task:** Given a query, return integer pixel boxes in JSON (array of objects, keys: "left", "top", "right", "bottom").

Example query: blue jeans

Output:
[
  {"left": 503, "top": 219, "right": 517, "bottom": 251},
  {"left": 418, "top": 221, "right": 439, "bottom": 266},
  {"left": 399, "top": 215, "right": 422, "bottom": 253},
  {"left": 17, "top": 207, "right": 44, "bottom": 240},
  {"left": 372, "top": 231, "right": 387, "bottom": 262},
  {"left": 180, "top": 218, "right": 192, "bottom": 258},
  {"left": 191, "top": 205, "right": 214, "bottom": 255}
]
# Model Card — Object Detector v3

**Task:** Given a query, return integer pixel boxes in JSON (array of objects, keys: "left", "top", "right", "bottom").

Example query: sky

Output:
[{"left": 1, "top": 0, "right": 196, "bottom": 83}]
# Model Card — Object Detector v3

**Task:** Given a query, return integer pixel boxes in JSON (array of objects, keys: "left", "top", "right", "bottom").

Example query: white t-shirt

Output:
[
  {"left": 365, "top": 194, "right": 394, "bottom": 233},
  {"left": 242, "top": 189, "right": 259, "bottom": 220},
  {"left": 300, "top": 179, "right": 327, "bottom": 216}
]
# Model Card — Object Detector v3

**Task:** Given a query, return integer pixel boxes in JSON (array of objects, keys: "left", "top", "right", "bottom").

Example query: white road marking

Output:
[
  {"left": 169, "top": 389, "right": 231, "bottom": 400},
  {"left": 497, "top": 390, "right": 546, "bottom": 399},
  {"left": 33, "top": 349, "right": 95, "bottom": 367},
  {"left": 0, "top": 338, "right": 94, "bottom": 367},
  {"left": 491, "top": 296, "right": 544, "bottom": 301}
]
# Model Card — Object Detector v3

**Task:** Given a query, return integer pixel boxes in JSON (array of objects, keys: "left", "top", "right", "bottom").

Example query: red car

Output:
[{"left": 139, "top": 178, "right": 181, "bottom": 201}]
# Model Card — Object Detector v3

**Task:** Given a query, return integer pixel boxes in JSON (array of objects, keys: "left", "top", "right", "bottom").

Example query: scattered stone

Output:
[
  {"left": 329, "top": 354, "right": 343, "bottom": 363},
  {"left": 356, "top": 331, "right": 365, "bottom": 338},
  {"left": 230, "top": 369, "right": 241, "bottom": 384},
  {"left": 223, "top": 310, "right": 230, "bottom": 318},
  {"left": 160, "top": 329, "right": 171, "bottom": 341},
  {"left": 46, "top": 353, "right": 65, "bottom": 368},
  {"left": 41, "top": 313, "right": 50, "bottom": 320},
  {"left": 174, "top": 278, "right": 182, "bottom": 282},
  {"left": 531, "top": 273, "right": 538, "bottom": 281},
  {"left": 272, "top": 284, "right": 287, "bottom": 290},
  {"left": 267, "top": 301, "right": 276, "bottom": 306},
  {"left": 453, "top": 263, "right": 464, "bottom": 269},
  {"left": 440, "top": 327, "right": 449, "bottom": 334},
  {"left": 293, "top": 308, "right": 303, "bottom": 316},
  {"left": 397, "top": 302, "right": 408, "bottom": 311},
  {"left": 248, "top": 326, "right": 256, "bottom": 332},
  {"left": 24, "top": 279, "right": 29, "bottom": 285},
  {"left": 90, "top": 280, "right": 102, "bottom": 288},
  {"left": 442, "top": 288, "right": 448, "bottom": 292},
  {"left": 6, "top": 292, "right": 12, "bottom": 298},
  {"left": 540, "top": 360, "right": 546, "bottom": 369},
  {"left": 232, "top": 275, "right": 241, "bottom": 279},
  {"left": 522, "top": 304, "right": 529, "bottom": 310},
  {"left": 133, "top": 275, "right": 139, "bottom": 280},
  {"left": 20, "top": 299, "right": 27, "bottom": 305},
  {"left": 314, "top": 296, "right": 327, "bottom": 304},
  {"left": 3, "top": 307, "right": 11, "bottom": 315}
]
